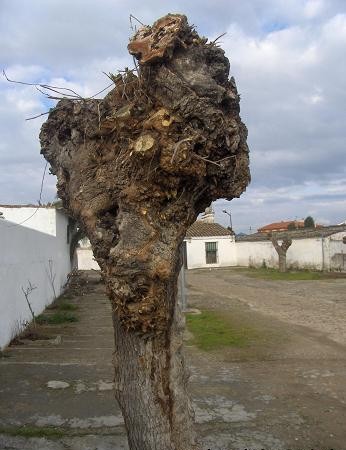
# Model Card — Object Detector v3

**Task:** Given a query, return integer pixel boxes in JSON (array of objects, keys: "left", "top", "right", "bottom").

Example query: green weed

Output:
[
  {"left": 0, "top": 425, "right": 65, "bottom": 438},
  {"left": 36, "top": 312, "right": 78, "bottom": 325},
  {"left": 186, "top": 310, "right": 255, "bottom": 351}
]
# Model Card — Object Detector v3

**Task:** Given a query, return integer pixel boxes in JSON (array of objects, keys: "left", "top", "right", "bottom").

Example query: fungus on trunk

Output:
[{"left": 40, "top": 14, "right": 250, "bottom": 450}]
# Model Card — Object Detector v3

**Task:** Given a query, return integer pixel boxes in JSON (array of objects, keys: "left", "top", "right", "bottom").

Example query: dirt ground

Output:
[
  {"left": 0, "top": 268, "right": 345, "bottom": 450},
  {"left": 186, "top": 268, "right": 346, "bottom": 450}
]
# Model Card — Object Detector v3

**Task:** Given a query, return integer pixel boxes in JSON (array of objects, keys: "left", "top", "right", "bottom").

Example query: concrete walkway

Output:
[
  {"left": 0, "top": 272, "right": 129, "bottom": 449},
  {"left": 1, "top": 269, "right": 346, "bottom": 450}
]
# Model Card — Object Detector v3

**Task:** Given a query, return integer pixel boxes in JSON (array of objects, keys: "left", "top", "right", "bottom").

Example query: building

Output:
[
  {"left": 75, "top": 220, "right": 236, "bottom": 271},
  {"left": 258, "top": 219, "right": 322, "bottom": 233},
  {"left": 258, "top": 220, "right": 308, "bottom": 233},
  {"left": 183, "top": 221, "right": 236, "bottom": 269}
]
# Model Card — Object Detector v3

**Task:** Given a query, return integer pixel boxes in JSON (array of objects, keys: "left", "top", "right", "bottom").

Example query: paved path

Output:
[
  {"left": 0, "top": 272, "right": 128, "bottom": 449},
  {"left": 1, "top": 269, "right": 346, "bottom": 450}
]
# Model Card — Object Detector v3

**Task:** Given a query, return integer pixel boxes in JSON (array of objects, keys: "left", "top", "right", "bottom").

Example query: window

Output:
[{"left": 205, "top": 242, "right": 217, "bottom": 264}]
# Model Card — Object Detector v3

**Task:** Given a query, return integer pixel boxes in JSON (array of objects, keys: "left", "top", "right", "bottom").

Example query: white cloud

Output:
[
  {"left": 0, "top": 0, "right": 345, "bottom": 230},
  {"left": 304, "top": 0, "right": 325, "bottom": 19}
]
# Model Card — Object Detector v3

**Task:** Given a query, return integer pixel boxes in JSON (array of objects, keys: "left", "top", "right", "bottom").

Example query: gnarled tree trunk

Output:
[{"left": 40, "top": 14, "right": 250, "bottom": 450}]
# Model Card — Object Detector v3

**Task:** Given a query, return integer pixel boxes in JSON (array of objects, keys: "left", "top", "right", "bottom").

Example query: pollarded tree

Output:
[
  {"left": 271, "top": 233, "right": 292, "bottom": 273},
  {"left": 40, "top": 14, "right": 250, "bottom": 450}
]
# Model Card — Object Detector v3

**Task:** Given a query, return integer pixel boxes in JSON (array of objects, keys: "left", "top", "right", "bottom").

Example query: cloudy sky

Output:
[{"left": 1, "top": 0, "right": 345, "bottom": 232}]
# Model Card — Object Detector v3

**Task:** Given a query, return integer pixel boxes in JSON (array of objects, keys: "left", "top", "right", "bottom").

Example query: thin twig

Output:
[
  {"left": 132, "top": 56, "right": 140, "bottom": 80},
  {"left": 3, "top": 69, "right": 83, "bottom": 99},
  {"left": 171, "top": 138, "right": 193, "bottom": 164},
  {"left": 192, "top": 153, "right": 222, "bottom": 167},
  {"left": 46, "top": 259, "right": 57, "bottom": 300},
  {"left": 22, "top": 281, "right": 37, "bottom": 327},
  {"left": 97, "top": 103, "right": 101, "bottom": 130},
  {"left": 192, "top": 153, "right": 237, "bottom": 167},
  {"left": 130, "top": 14, "right": 145, "bottom": 27},
  {"left": 26, "top": 111, "right": 50, "bottom": 121},
  {"left": 210, "top": 32, "right": 227, "bottom": 45},
  {"left": 4, "top": 162, "right": 48, "bottom": 227},
  {"left": 215, "top": 155, "right": 237, "bottom": 163},
  {"left": 89, "top": 82, "right": 114, "bottom": 99}
]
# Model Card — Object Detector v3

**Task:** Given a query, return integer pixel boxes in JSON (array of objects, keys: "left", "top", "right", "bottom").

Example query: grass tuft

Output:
[
  {"left": 186, "top": 310, "right": 254, "bottom": 351},
  {"left": 0, "top": 425, "right": 65, "bottom": 438},
  {"left": 36, "top": 312, "right": 78, "bottom": 325},
  {"left": 232, "top": 267, "right": 332, "bottom": 281},
  {"left": 56, "top": 302, "right": 78, "bottom": 311}
]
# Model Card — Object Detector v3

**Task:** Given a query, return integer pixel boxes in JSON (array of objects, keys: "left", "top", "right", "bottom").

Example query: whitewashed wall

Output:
[
  {"left": 0, "top": 206, "right": 57, "bottom": 235},
  {"left": 236, "top": 240, "right": 276, "bottom": 268},
  {"left": 185, "top": 236, "right": 237, "bottom": 269},
  {"left": 236, "top": 232, "right": 346, "bottom": 271},
  {"left": 0, "top": 210, "right": 71, "bottom": 350},
  {"left": 76, "top": 248, "right": 100, "bottom": 270},
  {"left": 327, "top": 231, "right": 346, "bottom": 271},
  {"left": 236, "top": 238, "right": 324, "bottom": 269}
]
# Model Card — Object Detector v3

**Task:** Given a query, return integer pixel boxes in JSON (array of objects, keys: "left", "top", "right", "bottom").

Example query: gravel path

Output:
[{"left": 187, "top": 268, "right": 346, "bottom": 346}]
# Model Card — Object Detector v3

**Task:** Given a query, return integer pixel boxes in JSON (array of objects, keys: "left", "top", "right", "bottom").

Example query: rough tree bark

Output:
[
  {"left": 271, "top": 233, "right": 292, "bottom": 272},
  {"left": 40, "top": 14, "right": 250, "bottom": 450}
]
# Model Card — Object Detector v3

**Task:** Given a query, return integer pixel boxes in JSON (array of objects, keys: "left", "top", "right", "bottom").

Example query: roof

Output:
[
  {"left": 258, "top": 220, "right": 305, "bottom": 232},
  {"left": 186, "top": 221, "right": 233, "bottom": 238},
  {"left": 236, "top": 225, "right": 346, "bottom": 242}
]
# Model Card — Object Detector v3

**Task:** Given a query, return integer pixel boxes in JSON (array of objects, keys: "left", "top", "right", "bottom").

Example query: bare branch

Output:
[
  {"left": 26, "top": 111, "right": 50, "bottom": 121},
  {"left": 210, "top": 32, "right": 227, "bottom": 45},
  {"left": 89, "top": 82, "right": 114, "bottom": 99},
  {"left": 3, "top": 69, "right": 83, "bottom": 99},
  {"left": 130, "top": 14, "right": 145, "bottom": 29}
]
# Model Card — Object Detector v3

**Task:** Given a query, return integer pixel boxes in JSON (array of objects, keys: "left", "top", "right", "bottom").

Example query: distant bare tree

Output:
[{"left": 271, "top": 233, "right": 292, "bottom": 272}]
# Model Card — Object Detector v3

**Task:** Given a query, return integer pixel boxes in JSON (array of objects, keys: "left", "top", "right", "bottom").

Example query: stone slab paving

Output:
[{"left": 1, "top": 269, "right": 346, "bottom": 450}]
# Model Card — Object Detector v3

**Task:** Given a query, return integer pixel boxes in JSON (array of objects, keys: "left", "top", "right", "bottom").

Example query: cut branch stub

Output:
[
  {"left": 40, "top": 13, "right": 250, "bottom": 336},
  {"left": 128, "top": 14, "right": 188, "bottom": 64}
]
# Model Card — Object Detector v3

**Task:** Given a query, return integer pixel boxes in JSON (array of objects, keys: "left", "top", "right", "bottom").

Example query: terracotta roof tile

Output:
[
  {"left": 236, "top": 225, "right": 346, "bottom": 242},
  {"left": 186, "top": 221, "right": 232, "bottom": 238},
  {"left": 258, "top": 220, "right": 305, "bottom": 232}
]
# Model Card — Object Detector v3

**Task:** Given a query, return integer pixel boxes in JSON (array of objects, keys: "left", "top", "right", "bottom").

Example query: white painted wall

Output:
[
  {"left": 0, "top": 210, "right": 71, "bottom": 350},
  {"left": 76, "top": 248, "right": 100, "bottom": 270},
  {"left": 185, "top": 236, "right": 237, "bottom": 269},
  {"left": 236, "top": 238, "right": 324, "bottom": 269},
  {"left": 236, "top": 231, "right": 346, "bottom": 271},
  {"left": 236, "top": 240, "right": 278, "bottom": 268},
  {"left": 0, "top": 206, "right": 57, "bottom": 235},
  {"left": 327, "top": 231, "right": 346, "bottom": 271}
]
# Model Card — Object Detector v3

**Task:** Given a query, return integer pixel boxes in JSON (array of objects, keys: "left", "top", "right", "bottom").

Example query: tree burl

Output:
[{"left": 40, "top": 13, "right": 250, "bottom": 450}]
